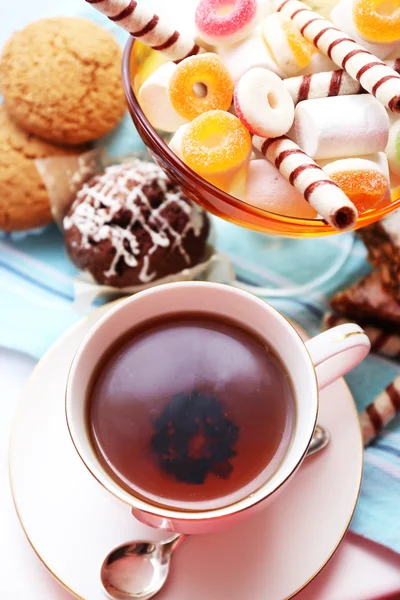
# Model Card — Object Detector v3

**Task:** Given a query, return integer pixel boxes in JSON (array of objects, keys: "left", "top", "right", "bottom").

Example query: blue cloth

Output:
[{"left": 1, "top": 3, "right": 399, "bottom": 555}]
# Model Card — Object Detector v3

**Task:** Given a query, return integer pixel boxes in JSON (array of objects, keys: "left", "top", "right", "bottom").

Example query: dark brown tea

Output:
[{"left": 89, "top": 314, "right": 295, "bottom": 511}]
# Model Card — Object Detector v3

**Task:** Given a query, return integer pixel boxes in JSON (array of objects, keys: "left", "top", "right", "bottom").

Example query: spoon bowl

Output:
[{"left": 100, "top": 536, "right": 186, "bottom": 600}]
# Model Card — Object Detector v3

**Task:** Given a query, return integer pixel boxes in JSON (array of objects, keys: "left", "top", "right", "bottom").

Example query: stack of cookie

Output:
[
  {"left": 0, "top": 16, "right": 212, "bottom": 288},
  {"left": 324, "top": 213, "right": 400, "bottom": 359},
  {"left": 0, "top": 17, "right": 127, "bottom": 232}
]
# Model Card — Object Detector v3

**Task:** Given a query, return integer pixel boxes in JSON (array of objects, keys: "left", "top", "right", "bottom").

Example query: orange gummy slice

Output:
[
  {"left": 353, "top": 0, "right": 400, "bottom": 44},
  {"left": 329, "top": 169, "right": 389, "bottom": 213}
]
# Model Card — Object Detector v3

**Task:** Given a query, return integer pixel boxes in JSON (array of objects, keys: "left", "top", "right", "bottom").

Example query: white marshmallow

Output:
[
  {"left": 217, "top": 33, "right": 283, "bottom": 84},
  {"left": 257, "top": 0, "right": 274, "bottom": 20},
  {"left": 330, "top": 0, "right": 399, "bottom": 60},
  {"left": 138, "top": 63, "right": 188, "bottom": 133},
  {"left": 245, "top": 159, "right": 317, "bottom": 218},
  {"left": 374, "top": 151, "right": 391, "bottom": 182},
  {"left": 298, "top": 51, "right": 336, "bottom": 75},
  {"left": 235, "top": 67, "right": 295, "bottom": 137},
  {"left": 321, "top": 156, "right": 387, "bottom": 175},
  {"left": 262, "top": 13, "right": 314, "bottom": 76},
  {"left": 169, "top": 123, "right": 190, "bottom": 159},
  {"left": 293, "top": 95, "right": 390, "bottom": 160},
  {"left": 318, "top": 153, "right": 389, "bottom": 175}
]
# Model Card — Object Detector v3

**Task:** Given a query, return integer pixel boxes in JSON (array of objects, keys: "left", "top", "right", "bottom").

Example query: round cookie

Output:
[
  {"left": 0, "top": 17, "right": 126, "bottom": 145},
  {"left": 0, "top": 106, "right": 78, "bottom": 231},
  {"left": 64, "top": 160, "right": 210, "bottom": 288}
]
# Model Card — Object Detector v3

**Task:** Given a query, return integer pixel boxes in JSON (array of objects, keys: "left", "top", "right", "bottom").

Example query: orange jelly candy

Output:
[
  {"left": 329, "top": 168, "right": 389, "bottom": 213},
  {"left": 353, "top": 0, "right": 400, "bottom": 44},
  {"left": 181, "top": 110, "right": 252, "bottom": 176},
  {"left": 169, "top": 53, "right": 234, "bottom": 121}
]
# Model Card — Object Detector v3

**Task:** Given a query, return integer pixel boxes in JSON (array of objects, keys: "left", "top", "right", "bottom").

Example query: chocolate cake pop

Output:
[{"left": 64, "top": 160, "right": 210, "bottom": 287}]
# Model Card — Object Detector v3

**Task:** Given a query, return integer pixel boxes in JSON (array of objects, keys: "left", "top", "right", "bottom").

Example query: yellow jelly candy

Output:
[
  {"left": 282, "top": 19, "right": 316, "bottom": 69},
  {"left": 169, "top": 53, "right": 234, "bottom": 121},
  {"left": 181, "top": 110, "right": 252, "bottom": 176},
  {"left": 353, "top": 0, "right": 400, "bottom": 44}
]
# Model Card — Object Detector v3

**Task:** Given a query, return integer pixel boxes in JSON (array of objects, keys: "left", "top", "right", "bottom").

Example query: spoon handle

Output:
[{"left": 164, "top": 534, "right": 188, "bottom": 556}]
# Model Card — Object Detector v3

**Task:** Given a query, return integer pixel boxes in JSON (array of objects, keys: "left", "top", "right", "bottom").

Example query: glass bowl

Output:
[{"left": 122, "top": 38, "right": 400, "bottom": 238}]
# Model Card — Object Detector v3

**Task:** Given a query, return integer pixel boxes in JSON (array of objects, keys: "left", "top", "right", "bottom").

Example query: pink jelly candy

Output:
[{"left": 195, "top": 0, "right": 258, "bottom": 46}]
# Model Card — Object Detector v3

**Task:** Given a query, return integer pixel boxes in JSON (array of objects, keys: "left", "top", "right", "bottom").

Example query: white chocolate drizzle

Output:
[{"left": 64, "top": 160, "right": 205, "bottom": 283}]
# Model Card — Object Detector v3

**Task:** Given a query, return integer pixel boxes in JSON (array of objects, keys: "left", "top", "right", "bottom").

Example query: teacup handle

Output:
[{"left": 305, "top": 323, "right": 371, "bottom": 391}]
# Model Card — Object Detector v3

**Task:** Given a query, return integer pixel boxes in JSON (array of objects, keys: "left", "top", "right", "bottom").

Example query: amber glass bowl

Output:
[{"left": 122, "top": 38, "right": 400, "bottom": 238}]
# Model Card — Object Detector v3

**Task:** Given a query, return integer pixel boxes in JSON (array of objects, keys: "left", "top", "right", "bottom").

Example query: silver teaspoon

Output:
[
  {"left": 100, "top": 425, "right": 329, "bottom": 600},
  {"left": 100, "top": 535, "right": 186, "bottom": 600},
  {"left": 306, "top": 424, "right": 330, "bottom": 457}
]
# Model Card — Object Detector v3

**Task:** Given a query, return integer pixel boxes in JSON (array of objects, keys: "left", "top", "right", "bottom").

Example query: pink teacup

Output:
[{"left": 66, "top": 282, "right": 370, "bottom": 534}]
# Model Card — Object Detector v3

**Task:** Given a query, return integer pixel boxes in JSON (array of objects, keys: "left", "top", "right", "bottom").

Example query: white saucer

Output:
[{"left": 10, "top": 305, "right": 363, "bottom": 600}]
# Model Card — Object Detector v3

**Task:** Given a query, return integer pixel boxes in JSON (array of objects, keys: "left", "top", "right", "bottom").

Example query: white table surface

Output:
[{"left": 1, "top": 1, "right": 400, "bottom": 598}]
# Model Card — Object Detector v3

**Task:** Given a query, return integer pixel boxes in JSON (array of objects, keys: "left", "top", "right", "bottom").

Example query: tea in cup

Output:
[{"left": 66, "top": 282, "right": 369, "bottom": 533}]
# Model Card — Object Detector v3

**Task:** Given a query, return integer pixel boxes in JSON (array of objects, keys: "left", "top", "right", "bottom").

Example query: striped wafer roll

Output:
[
  {"left": 323, "top": 313, "right": 400, "bottom": 359},
  {"left": 285, "top": 58, "right": 400, "bottom": 104},
  {"left": 252, "top": 135, "right": 358, "bottom": 231},
  {"left": 277, "top": 0, "right": 400, "bottom": 113},
  {"left": 85, "top": 0, "right": 204, "bottom": 62},
  {"left": 361, "top": 377, "right": 400, "bottom": 446}
]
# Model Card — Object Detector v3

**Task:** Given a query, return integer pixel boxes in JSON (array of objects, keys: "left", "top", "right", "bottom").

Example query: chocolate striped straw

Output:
[
  {"left": 323, "top": 314, "right": 400, "bottom": 445},
  {"left": 85, "top": 0, "right": 204, "bottom": 62},
  {"left": 323, "top": 314, "right": 400, "bottom": 444},
  {"left": 252, "top": 135, "right": 358, "bottom": 231},
  {"left": 285, "top": 58, "right": 400, "bottom": 105},
  {"left": 277, "top": 0, "right": 400, "bottom": 113},
  {"left": 323, "top": 313, "right": 400, "bottom": 360},
  {"left": 361, "top": 377, "right": 400, "bottom": 446}
]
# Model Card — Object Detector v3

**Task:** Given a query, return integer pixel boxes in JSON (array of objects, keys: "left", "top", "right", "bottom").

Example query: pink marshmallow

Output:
[
  {"left": 195, "top": 0, "right": 258, "bottom": 46},
  {"left": 245, "top": 159, "right": 318, "bottom": 218}
]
